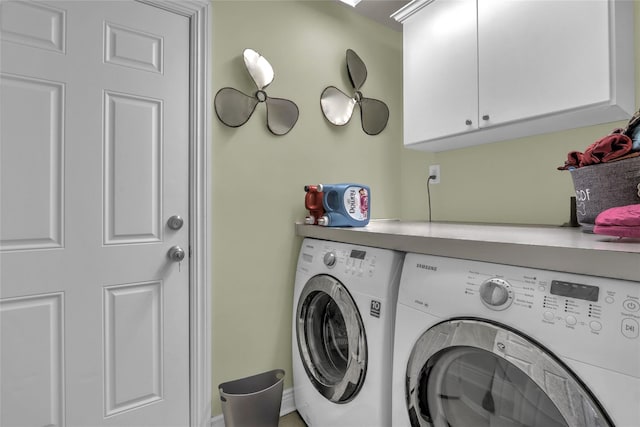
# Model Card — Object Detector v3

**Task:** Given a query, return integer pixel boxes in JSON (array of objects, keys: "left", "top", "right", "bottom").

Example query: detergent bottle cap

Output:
[{"left": 318, "top": 216, "right": 329, "bottom": 226}]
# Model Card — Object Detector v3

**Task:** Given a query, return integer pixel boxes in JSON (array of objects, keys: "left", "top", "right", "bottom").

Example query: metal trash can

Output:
[{"left": 219, "top": 369, "right": 285, "bottom": 427}]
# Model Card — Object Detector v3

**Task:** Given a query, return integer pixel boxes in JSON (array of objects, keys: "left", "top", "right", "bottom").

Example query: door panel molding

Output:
[
  {"left": 103, "top": 90, "right": 163, "bottom": 245},
  {"left": 104, "top": 21, "right": 164, "bottom": 73},
  {"left": 0, "top": 1, "right": 67, "bottom": 53},
  {"left": 104, "top": 281, "right": 164, "bottom": 417},
  {"left": 0, "top": 292, "right": 65, "bottom": 427},
  {"left": 0, "top": 74, "right": 64, "bottom": 251}
]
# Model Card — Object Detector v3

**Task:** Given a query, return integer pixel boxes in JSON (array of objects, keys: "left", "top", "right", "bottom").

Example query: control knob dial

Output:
[
  {"left": 323, "top": 251, "right": 337, "bottom": 267},
  {"left": 479, "top": 278, "right": 513, "bottom": 310}
]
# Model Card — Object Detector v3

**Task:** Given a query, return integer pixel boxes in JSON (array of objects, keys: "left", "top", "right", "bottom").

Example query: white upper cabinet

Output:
[
  {"left": 393, "top": 0, "right": 636, "bottom": 152},
  {"left": 400, "top": 0, "right": 478, "bottom": 144}
]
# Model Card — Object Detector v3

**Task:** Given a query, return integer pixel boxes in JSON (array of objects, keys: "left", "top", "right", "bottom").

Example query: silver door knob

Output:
[
  {"left": 168, "top": 246, "right": 185, "bottom": 262},
  {"left": 167, "top": 215, "right": 184, "bottom": 230}
]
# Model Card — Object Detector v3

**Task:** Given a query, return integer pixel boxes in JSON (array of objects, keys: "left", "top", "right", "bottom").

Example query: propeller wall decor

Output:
[
  {"left": 320, "top": 49, "right": 389, "bottom": 135},
  {"left": 214, "top": 49, "right": 299, "bottom": 136}
]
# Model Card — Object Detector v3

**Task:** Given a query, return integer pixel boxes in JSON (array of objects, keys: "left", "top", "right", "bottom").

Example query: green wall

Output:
[
  {"left": 211, "top": 0, "right": 638, "bottom": 416},
  {"left": 211, "top": 0, "right": 403, "bottom": 416}
]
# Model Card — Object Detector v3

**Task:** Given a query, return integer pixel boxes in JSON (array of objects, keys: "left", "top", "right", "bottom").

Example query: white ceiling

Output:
[{"left": 337, "top": 0, "right": 410, "bottom": 32}]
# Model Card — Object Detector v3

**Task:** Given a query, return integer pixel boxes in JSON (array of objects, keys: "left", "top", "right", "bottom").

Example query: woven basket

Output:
[{"left": 570, "top": 155, "right": 640, "bottom": 229}]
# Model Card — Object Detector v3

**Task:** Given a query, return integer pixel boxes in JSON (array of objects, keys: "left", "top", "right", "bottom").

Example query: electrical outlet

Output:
[{"left": 429, "top": 164, "right": 440, "bottom": 184}]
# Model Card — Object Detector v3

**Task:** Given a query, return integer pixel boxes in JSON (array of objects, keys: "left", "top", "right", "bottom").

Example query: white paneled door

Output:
[{"left": 0, "top": 1, "right": 190, "bottom": 426}]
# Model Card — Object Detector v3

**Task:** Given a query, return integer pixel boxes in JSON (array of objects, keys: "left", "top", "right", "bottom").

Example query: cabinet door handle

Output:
[
  {"left": 465, "top": 119, "right": 472, "bottom": 125},
  {"left": 482, "top": 114, "right": 490, "bottom": 121}
]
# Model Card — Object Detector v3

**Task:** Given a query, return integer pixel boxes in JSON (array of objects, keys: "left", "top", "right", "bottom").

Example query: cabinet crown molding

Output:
[{"left": 391, "top": 0, "right": 435, "bottom": 23}]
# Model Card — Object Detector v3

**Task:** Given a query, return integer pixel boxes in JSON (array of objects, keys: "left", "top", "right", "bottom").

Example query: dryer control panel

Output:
[{"left": 398, "top": 253, "right": 640, "bottom": 378}]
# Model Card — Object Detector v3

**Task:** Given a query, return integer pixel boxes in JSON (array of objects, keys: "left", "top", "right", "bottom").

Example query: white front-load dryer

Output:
[
  {"left": 293, "top": 238, "right": 404, "bottom": 426},
  {"left": 392, "top": 253, "right": 640, "bottom": 427}
]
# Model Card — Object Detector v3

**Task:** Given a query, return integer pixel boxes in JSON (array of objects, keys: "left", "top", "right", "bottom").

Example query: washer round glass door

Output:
[
  {"left": 296, "top": 274, "right": 367, "bottom": 403},
  {"left": 406, "top": 319, "right": 611, "bottom": 427}
]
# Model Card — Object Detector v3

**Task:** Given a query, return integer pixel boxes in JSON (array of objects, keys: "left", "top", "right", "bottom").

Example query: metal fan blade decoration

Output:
[
  {"left": 320, "top": 49, "right": 389, "bottom": 135},
  {"left": 215, "top": 48, "right": 299, "bottom": 136}
]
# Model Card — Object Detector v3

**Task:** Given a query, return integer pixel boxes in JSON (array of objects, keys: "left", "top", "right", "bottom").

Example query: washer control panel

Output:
[{"left": 398, "top": 253, "right": 640, "bottom": 377}]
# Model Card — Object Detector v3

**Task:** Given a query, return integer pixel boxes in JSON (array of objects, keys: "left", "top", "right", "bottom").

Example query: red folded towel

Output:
[
  {"left": 558, "top": 133, "right": 633, "bottom": 170},
  {"left": 580, "top": 133, "right": 633, "bottom": 167}
]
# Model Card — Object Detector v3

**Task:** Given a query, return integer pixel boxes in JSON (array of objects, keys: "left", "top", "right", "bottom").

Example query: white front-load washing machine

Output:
[
  {"left": 392, "top": 253, "right": 640, "bottom": 427},
  {"left": 292, "top": 238, "right": 404, "bottom": 426}
]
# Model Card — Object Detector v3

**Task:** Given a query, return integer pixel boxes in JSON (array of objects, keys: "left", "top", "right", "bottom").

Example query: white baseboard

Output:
[
  {"left": 210, "top": 412, "right": 224, "bottom": 427},
  {"left": 280, "top": 387, "right": 296, "bottom": 415},
  {"left": 210, "top": 387, "right": 295, "bottom": 427}
]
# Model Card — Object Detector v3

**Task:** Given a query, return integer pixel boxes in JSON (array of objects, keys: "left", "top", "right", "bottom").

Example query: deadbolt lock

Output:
[{"left": 167, "top": 215, "right": 184, "bottom": 230}]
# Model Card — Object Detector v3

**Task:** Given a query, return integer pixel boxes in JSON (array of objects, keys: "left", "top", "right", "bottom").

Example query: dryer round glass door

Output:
[
  {"left": 405, "top": 319, "right": 611, "bottom": 427},
  {"left": 296, "top": 274, "right": 367, "bottom": 403}
]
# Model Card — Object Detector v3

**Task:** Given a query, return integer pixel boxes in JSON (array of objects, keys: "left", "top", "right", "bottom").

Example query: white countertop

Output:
[{"left": 295, "top": 220, "right": 640, "bottom": 282}]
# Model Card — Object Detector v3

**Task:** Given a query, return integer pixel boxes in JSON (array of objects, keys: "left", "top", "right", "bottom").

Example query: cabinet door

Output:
[
  {"left": 477, "top": 0, "right": 610, "bottom": 127},
  {"left": 403, "top": 0, "right": 478, "bottom": 145}
]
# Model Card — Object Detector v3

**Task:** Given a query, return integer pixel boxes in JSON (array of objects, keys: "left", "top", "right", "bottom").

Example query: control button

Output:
[
  {"left": 623, "top": 299, "right": 640, "bottom": 312},
  {"left": 622, "top": 318, "right": 639, "bottom": 339},
  {"left": 538, "top": 286, "right": 546, "bottom": 292},
  {"left": 589, "top": 321, "right": 602, "bottom": 332},
  {"left": 543, "top": 311, "right": 555, "bottom": 321},
  {"left": 605, "top": 296, "right": 615, "bottom": 304},
  {"left": 565, "top": 315, "right": 577, "bottom": 326}
]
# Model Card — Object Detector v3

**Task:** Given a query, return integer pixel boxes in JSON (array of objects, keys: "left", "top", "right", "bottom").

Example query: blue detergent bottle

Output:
[{"left": 317, "top": 184, "right": 370, "bottom": 227}]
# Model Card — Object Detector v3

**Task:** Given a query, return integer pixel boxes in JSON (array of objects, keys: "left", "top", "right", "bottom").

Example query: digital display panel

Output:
[
  {"left": 550, "top": 280, "right": 599, "bottom": 302},
  {"left": 350, "top": 250, "right": 366, "bottom": 260}
]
